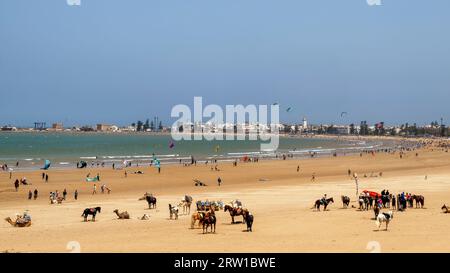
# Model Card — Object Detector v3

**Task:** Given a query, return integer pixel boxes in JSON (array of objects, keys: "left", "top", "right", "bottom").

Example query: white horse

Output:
[
  {"left": 375, "top": 211, "right": 393, "bottom": 231},
  {"left": 169, "top": 204, "right": 179, "bottom": 220}
]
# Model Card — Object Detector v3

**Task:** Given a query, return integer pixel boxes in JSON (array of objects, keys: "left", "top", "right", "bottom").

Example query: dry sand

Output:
[{"left": 1, "top": 148, "right": 450, "bottom": 253}]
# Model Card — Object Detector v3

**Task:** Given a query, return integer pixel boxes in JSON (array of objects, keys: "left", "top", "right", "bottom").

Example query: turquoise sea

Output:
[{"left": 0, "top": 132, "right": 387, "bottom": 170}]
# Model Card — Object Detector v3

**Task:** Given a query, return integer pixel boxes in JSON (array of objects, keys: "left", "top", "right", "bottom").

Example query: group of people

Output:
[
  {"left": 49, "top": 189, "right": 78, "bottom": 201},
  {"left": 92, "top": 184, "right": 111, "bottom": 194},
  {"left": 27, "top": 189, "right": 39, "bottom": 200}
]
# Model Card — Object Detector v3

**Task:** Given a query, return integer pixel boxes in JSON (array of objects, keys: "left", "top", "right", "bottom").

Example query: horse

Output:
[
  {"left": 191, "top": 211, "right": 206, "bottom": 228},
  {"left": 169, "top": 204, "right": 179, "bottom": 220},
  {"left": 224, "top": 204, "right": 247, "bottom": 224},
  {"left": 243, "top": 210, "right": 254, "bottom": 232},
  {"left": 81, "top": 207, "right": 101, "bottom": 222},
  {"left": 341, "top": 196, "right": 350, "bottom": 208},
  {"left": 202, "top": 211, "right": 216, "bottom": 234},
  {"left": 314, "top": 197, "right": 334, "bottom": 211},
  {"left": 139, "top": 193, "right": 157, "bottom": 209},
  {"left": 412, "top": 195, "right": 425, "bottom": 208},
  {"left": 375, "top": 211, "right": 393, "bottom": 231}
]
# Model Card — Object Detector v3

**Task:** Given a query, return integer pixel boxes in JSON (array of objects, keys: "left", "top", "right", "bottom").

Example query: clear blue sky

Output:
[{"left": 1, "top": 0, "right": 449, "bottom": 127}]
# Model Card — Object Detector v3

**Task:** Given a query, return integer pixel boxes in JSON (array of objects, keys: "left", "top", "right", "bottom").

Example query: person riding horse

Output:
[{"left": 321, "top": 194, "right": 327, "bottom": 205}]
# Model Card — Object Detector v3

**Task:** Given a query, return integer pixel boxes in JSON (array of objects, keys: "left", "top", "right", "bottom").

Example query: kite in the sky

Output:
[
  {"left": 272, "top": 102, "right": 279, "bottom": 106},
  {"left": 286, "top": 107, "right": 293, "bottom": 113},
  {"left": 340, "top": 112, "right": 348, "bottom": 118}
]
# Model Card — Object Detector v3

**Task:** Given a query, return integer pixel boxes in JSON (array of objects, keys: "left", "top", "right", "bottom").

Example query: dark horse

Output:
[
  {"left": 224, "top": 205, "right": 247, "bottom": 224},
  {"left": 412, "top": 195, "right": 425, "bottom": 208},
  {"left": 139, "top": 193, "right": 157, "bottom": 209},
  {"left": 314, "top": 198, "right": 334, "bottom": 211},
  {"left": 341, "top": 196, "right": 350, "bottom": 208},
  {"left": 81, "top": 207, "right": 101, "bottom": 222},
  {"left": 202, "top": 211, "right": 216, "bottom": 234},
  {"left": 243, "top": 210, "right": 254, "bottom": 232}
]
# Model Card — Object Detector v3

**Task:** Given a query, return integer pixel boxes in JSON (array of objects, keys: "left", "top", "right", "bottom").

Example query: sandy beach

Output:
[{"left": 1, "top": 145, "right": 450, "bottom": 253}]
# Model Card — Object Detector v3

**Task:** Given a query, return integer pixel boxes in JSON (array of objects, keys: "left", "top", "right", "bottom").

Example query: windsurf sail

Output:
[{"left": 41, "top": 160, "right": 51, "bottom": 170}]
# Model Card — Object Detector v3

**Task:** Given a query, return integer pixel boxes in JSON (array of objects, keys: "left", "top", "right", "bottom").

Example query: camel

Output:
[
  {"left": 50, "top": 197, "right": 64, "bottom": 204},
  {"left": 179, "top": 195, "right": 193, "bottom": 215},
  {"left": 4, "top": 217, "right": 31, "bottom": 227},
  {"left": 113, "top": 209, "right": 130, "bottom": 219},
  {"left": 138, "top": 214, "right": 150, "bottom": 220},
  {"left": 190, "top": 211, "right": 205, "bottom": 229}
]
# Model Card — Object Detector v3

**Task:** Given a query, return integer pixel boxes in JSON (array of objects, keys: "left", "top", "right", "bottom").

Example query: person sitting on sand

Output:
[{"left": 16, "top": 211, "right": 31, "bottom": 225}]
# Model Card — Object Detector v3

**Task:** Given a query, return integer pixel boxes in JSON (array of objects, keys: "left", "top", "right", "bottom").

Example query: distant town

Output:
[{"left": 1, "top": 117, "right": 448, "bottom": 137}]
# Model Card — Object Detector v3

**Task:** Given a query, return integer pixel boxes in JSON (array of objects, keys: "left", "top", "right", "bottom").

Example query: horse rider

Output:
[{"left": 321, "top": 194, "right": 327, "bottom": 205}]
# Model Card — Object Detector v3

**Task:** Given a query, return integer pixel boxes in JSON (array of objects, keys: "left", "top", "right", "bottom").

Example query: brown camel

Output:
[
  {"left": 113, "top": 209, "right": 130, "bottom": 219},
  {"left": 4, "top": 217, "right": 31, "bottom": 227}
]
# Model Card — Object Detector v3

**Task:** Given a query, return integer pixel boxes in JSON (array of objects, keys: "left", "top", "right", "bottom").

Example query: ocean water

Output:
[{"left": 0, "top": 132, "right": 385, "bottom": 169}]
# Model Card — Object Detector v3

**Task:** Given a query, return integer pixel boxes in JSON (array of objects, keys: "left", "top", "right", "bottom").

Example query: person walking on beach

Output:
[
  {"left": 92, "top": 184, "right": 97, "bottom": 195},
  {"left": 42, "top": 172, "right": 45, "bottom": 180},
  {"left": 9, "top": 171, "right": 12, "bottom": 179},
  {"left": 297, "top": 166, "right": 300, "bottom": 173},
  {"left": 217, "top": 177, "right": 222, "bottom": 186},
  {"left": 158, "top": 167, "right": 161, "bottom": 174},
  {"left": 125, "top": 171, "right": 127, "bottom": 178},
  {"left": 28, "top": 190, "right": 32, "bottom": 200},
  {"left": 74, "top": 189, "right": 78, "bottom": 200},
  {"left": 45, "top": 174, "right": 49, "bottom": 183},
  {"left": 33, "top": 189, "right": 38, "bottom": 200},
  {"left": 63, "top": 189, "right": 67, "bottom": 200},
  {"left": 311, "top": 173, "right": 316, "bottom": 182},
  {"left": 101, "top": 184, "right": 105, "bottom": 194},
  {"left": 14, "top": 179, "right": 19, "bottom": 192}
]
